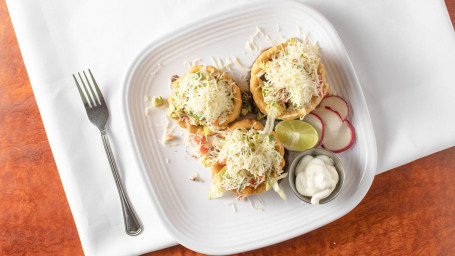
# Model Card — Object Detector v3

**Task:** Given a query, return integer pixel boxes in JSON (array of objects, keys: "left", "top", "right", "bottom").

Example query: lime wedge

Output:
[{"left": 274, "top": 120, "right": 319, "bottom": 151}]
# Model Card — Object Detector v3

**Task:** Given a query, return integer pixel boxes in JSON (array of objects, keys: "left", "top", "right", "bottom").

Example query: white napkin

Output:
[{"left": 6, "top": 0, "right": 455, "bottom": 255}]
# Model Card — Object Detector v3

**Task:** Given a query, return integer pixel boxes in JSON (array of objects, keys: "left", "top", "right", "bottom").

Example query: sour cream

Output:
[{"left": 295, "top": 155, "right": 339, "bottom": 205}]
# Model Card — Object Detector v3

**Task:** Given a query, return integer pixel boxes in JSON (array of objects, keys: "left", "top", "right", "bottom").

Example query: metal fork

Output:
[{"left": 73, "top": 69, "right": 142, "bottom": 236}]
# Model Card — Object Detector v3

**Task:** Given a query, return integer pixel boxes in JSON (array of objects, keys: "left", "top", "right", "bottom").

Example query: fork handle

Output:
[{"left": 101, "top": 131, "right": 143, "bottom": 236}]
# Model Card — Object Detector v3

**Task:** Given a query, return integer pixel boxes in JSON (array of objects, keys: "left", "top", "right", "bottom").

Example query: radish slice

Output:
[
  {"left": 303, "top": 113, "right": 325, "bottom": 147},
  {"left": 324, "top": 106, "right": 342, "bottom": 120},
  {"left": 312, "top": 107, "right": 342, "bottom": 144},
  {"left": 322, "top": 120, "right": 356, "bottom": 153},
  {"left": 320, "top": 95, "right": 350, "bottom": 120}
]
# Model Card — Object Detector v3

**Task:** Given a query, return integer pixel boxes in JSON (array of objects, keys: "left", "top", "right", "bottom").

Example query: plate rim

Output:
[{"left": 120, "top": 0, "right": 378, "bottom": 254}]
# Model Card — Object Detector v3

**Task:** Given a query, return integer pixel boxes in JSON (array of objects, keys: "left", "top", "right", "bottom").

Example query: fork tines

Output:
[{"left": 73, "top": 69, "right": 106, "bottom": 109}]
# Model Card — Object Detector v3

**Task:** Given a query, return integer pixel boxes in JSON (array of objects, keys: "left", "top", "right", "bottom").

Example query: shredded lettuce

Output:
[
  {"left": 272, "top": 180, "right": 286, "bottom": 200},
  {"left": 208, "top": 167, "right": 226, "bottom": 199},
  {"left": 265, "top": 173, "right": 288, "bottom": 199}
]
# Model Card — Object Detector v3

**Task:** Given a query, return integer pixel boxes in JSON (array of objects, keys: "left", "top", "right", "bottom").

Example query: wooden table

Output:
[{"left": 1, "top": 1, "right": 454, "bottom": 255}]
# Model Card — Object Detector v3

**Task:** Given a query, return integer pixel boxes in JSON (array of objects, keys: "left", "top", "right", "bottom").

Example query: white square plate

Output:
[{"left": 121, "top": 0, "right": 377, "bottom": 254}]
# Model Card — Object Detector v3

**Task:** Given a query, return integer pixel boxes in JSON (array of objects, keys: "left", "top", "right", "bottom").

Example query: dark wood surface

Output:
[{"left": 1, "top": 0, "right": 454, "bottom": 255}]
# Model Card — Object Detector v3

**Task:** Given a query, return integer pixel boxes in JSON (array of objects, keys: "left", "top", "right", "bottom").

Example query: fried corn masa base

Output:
[
  {"left": 168, "top": 65, "right": 242, "bottom": 136},
  {"left": 250, "top": 42, "right": 330, "bottom": 120},
  {"left": 211, "top": 119, "right": 285, "bottom": 198}
]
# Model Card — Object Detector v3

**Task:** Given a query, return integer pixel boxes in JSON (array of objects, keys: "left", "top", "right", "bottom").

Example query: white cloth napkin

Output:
[{"left": 6, "top": 0, "right": 455, "bottom": 255}]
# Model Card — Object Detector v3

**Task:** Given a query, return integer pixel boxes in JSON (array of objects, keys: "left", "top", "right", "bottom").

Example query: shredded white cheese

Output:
[
  {"left": 225, "top": 201, "right": 237, "bottom": 213},
  {"left": 221, "top": 57, "right": 233, "bottom": 72},
  {"left": 251, "top": 30, "right": 260, "bottom": 40},
  {"left": 259, "top": 38, "right": 322, "bottom": 110},
  {"left": 247, "top": 197, "right": 264, "bottom": 211},
  {"left": 184, "top": 59, "right": 202, "bottom": 69},
  {"left": 192, "top": 58, "right": 201, "bottom": 67},
  {"left": 234, "top": 57, "right": 251, "bottom": 72},
  {"left": 256, "top": 196, "right": 265, "bottom": 206},
  {"left": 246, "top": 41, "right": 254, "bottom": 51},
  {"left": 168, "top": 66, "right": 236, "bottom": 129},
  {"left": 265, "top": 34, "right": 274, "bottom": 45},
  {"left": 256, "top": 26, "right": 265, "bottom": 36},
  {"left": 210, "top": 128, "right": 283, "bottom": 193},
  {"left": 209, "top": 56, "right": 217, "bottom": 67}
]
